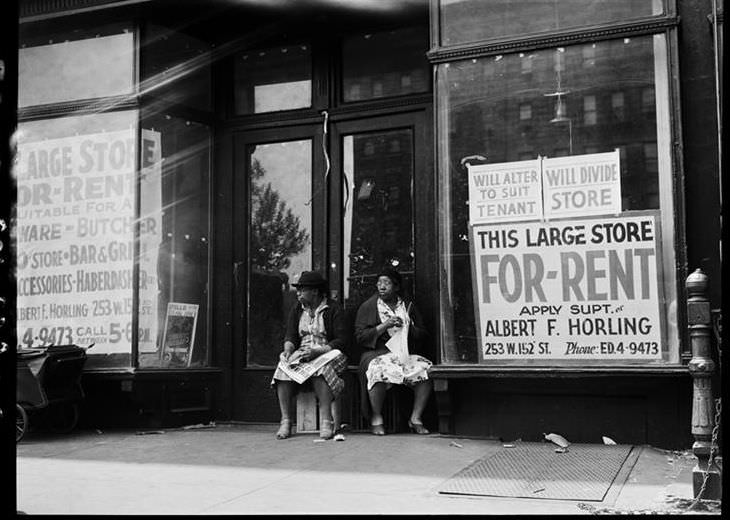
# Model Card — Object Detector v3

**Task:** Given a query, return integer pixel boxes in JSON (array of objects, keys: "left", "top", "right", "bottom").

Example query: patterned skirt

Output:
[
  {"left": 365, "top": 352, "right": 432, "bottom": 391},
  {"left": 271, "top": 349, "right": 348, "bottom": 399}
]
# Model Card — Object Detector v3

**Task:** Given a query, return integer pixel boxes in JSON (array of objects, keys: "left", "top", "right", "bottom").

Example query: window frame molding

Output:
[{"left": 427, "top": 14, "right": 679, "bottom": 64}]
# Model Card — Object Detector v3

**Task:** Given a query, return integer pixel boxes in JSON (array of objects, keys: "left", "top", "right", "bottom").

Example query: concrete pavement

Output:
[{"left": 16, "top": 422, "right": 714, "bottom": 515}]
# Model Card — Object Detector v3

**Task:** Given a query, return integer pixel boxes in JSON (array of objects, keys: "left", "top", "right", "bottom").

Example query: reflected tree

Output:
[
  {"left": 247, "top": 158, "right": 309, "bottom": 366},
  {"left": 250, "top": 159, "right": 309, "bottom": 272}
]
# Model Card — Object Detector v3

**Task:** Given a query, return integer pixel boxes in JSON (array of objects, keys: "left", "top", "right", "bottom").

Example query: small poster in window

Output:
[{"left": 160, "top": 302, "right": 199, "bottom": 367}]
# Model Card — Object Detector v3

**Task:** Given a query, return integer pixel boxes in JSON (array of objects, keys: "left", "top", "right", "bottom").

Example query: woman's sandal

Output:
[
  {"left": 275, "top": 419, "right": 292, "bottom": 440},
  {"left": 408, "top": 420, "right": 430, "bottom": 435},
  {"left": 371, "top": 423, "right": 385, "bottom": 436},
  {"left": 319, "top": 419, "right": 334, "bottom": 440}
]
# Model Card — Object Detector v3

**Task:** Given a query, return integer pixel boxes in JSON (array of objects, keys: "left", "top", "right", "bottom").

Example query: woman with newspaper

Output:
[
  {"left": 354, "top": 268, "right": 433, "bottom": 436},
  {"left": 271, "top": 271, "right": 348, "bottom": 440}
]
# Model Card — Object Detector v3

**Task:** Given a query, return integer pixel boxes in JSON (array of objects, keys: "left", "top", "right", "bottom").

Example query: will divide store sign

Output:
[
  {"left": 467, "top": 150, "right": 622, "bottom": 224},
  {"left": 465, "top": 151, "right": 665, "bottom": 362}
]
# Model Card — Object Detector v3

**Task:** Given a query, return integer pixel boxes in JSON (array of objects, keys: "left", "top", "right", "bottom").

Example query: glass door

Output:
[
  {"left": 329, "top": 112, "right": 428, "bottom": 320},
  {"left": 233, "top": 127, "right": 325, "bottom": 371}
]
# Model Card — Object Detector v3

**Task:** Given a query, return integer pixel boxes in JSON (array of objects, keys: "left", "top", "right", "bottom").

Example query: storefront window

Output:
[
  {"left": 342, "top": 129, "right": 415, "bottom": 312},
  {"left": 137, "top": 115, "right": 211, "bottom": 368},
  {"left": 15, "top": 111, "right": 139, "bottom": 369},
  {"left": 342, "top": 27, "right": 430, "bottom": 102},
  {"left": 437, "top": 34, "right": 678, "bottom": 365},
  {"left": 234, "top": 44, "right": 312, "bottom": 115},
  {"left": 246, "top": 140, "right": 312, "bottom": 366},
  {"left": 142, "top": 24, "right": 212, "bottom": 111},
  {"left": 438, "top": 0, "right": 665, "bottom": 46},
  {"left": 18, "top": 23, "right": 135, "bottom": 107}
]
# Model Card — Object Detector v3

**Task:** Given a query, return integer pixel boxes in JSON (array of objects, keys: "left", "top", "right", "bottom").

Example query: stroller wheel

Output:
[
  {"left": 47, "top": 403, "right": 80, "bottom": 434},
  {"left": 16, "top": 404, "right": 28, "bottom": 442}
]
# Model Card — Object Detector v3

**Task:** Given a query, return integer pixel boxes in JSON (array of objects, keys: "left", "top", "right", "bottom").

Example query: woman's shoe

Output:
[
  {"left": 371, "top": 423, "right": 385, "bottom": 436},
  {"left": 275, "top": 419, "right": 292, "bottom": 440},
  {"left": 408, "top": 420, "right": 430, "bottom": 435},
  {"left": 320, "top": 419, "right": 334, "bottom": 440}
]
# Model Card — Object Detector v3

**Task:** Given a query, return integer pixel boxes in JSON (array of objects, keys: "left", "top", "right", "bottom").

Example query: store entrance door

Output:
[{"left": 230, "top": 110, "right": 430, "bottom": 423}]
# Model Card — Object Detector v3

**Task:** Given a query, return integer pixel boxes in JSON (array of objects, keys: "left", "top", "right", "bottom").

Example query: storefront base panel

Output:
[
  {"left": 442, "top": 375, "right": 693, "bottom": 450},
  {"left": 234, "top": 368, "right": 440, "bottom": 433},
  {"left": 235, "top": 370, "right": 281, "bottom": 424},
  {"left": 78, "top": 371, "right": 221, "bottom": 430}
]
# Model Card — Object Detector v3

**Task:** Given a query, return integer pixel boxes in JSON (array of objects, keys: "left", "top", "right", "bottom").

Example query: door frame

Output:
[
  {"left": 225, "top": 104, "right": 435, "bottom": 422},
  {"left": 230, "top": 124, "right": 324, "bottom": 420}
]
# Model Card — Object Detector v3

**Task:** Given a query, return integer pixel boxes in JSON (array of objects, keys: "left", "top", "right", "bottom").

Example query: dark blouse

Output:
[
  {"left": 284, "top": 298, "right": 348, "bottom": 351},
  {"left": 353, "top": 293, "right": 429, "bottom": 419},
  {"left": 353, "top": 294, "right": 428, "bottom": 372}
]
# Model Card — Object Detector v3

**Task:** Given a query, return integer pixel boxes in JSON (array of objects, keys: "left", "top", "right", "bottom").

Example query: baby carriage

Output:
[{"left": 16, "top": 344, "right": 89, "bottom": 442}]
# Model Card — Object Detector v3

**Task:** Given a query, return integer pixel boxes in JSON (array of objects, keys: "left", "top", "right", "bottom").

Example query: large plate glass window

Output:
[
  {"left": 436, "top": 34, "right": 678, "bottom": 365},
  {"left": 137, "top": 115, "right": 211, "bottom": 369}
]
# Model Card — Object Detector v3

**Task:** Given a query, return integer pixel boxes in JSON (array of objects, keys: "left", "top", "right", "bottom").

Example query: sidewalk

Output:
[{"left": 16, "top": 422, "right": 714, "bottom": 515}]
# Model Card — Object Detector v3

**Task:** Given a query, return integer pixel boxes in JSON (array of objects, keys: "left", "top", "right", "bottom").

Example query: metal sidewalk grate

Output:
[{"left": 438, "top": 442, "right": 633, "bottom": 501}]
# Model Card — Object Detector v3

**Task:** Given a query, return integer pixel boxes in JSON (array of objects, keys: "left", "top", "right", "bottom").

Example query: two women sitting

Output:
[{"left": 271, "top": 268, "right": 433, "bottom": 439}]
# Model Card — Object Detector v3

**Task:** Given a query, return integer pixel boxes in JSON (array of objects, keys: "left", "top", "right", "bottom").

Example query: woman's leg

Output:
[
  {"left": 312, "top": 376, "right": 333, "bottom": 421},
  {"left": 331, "top": 397, "right": 341, "bottom": 430},
  {"left": 409, "top": 379, "right": 432, "bottom": 424},
  {"left": 368, "top": 382, "right": 388, "bottom": 425},
  {"left": 275, "top": 380, "right": 295, "bottom": 439},
  {"left": 276, "top": 380, "right": 295, "bottom": 421},
  {"left": 312, "top": 376, "right": 334, "bottom": 438}
]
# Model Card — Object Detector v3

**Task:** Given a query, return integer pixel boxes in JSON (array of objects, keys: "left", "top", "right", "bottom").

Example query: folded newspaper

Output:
[
  {"left": 385, "top": 322, "right": 410, "bottom": 363},
  {"left": 277, "top": 349, "right": 342, "bottom": 384}
]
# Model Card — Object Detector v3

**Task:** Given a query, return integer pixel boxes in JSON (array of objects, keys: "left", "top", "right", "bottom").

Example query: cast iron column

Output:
[{"left": 686, "top": 268, "right": 722, "bottom": 500}]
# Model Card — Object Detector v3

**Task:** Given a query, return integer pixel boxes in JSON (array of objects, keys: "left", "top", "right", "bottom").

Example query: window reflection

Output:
[
  {"left": 138, "top": 115, "right": 211, "bottom": 369},
  {"left": 142, "top": 24, "right": 212, "bottom": 110},
  {"left": 342, "top": 27, "right": 429, "bottom": 102},
  {"left": 343, "top": 130, "right": 414, "bottom": 312},
  {"left": 247, "top": 140, "right": 312, "bottom": 366}
]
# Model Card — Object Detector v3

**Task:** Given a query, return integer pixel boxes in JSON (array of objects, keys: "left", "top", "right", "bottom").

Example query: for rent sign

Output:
[
  {"left": 470, "top": 212, "right": 663, "bottom": 360},
  {"left": 16, "top": 129, "right": 162, "bottom": 354}
]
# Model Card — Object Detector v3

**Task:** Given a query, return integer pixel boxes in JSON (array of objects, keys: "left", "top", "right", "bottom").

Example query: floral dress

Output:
[{"left": 364, "top": 298, "right": 432, "bottom": 390}]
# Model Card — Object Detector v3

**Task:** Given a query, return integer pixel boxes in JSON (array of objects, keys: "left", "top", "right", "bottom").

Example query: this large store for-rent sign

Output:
[
  {"left": 15, "top": 129, "right": 162, "bottom": 355},
  {"left": 467, "top": 151, "right": 664, "bottom": 361}
]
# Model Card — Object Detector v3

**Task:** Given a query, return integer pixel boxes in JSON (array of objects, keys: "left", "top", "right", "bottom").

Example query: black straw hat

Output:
[
  {"left": 377, "top": 267, "right": 402, "bottom": 286},
  {"left": 291, "top": 271, "right": 328, "bottom": 288}
]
